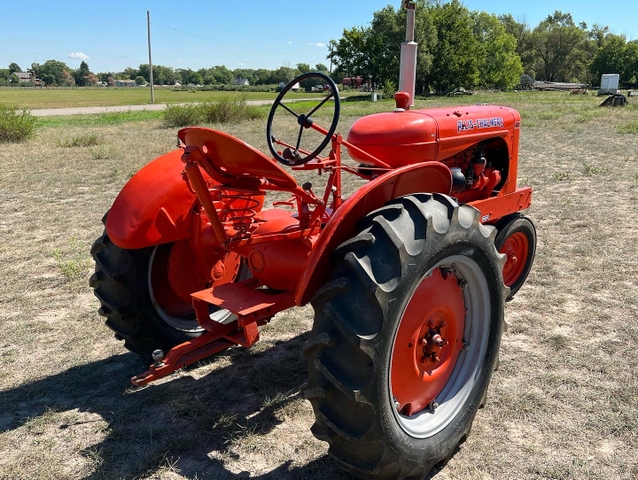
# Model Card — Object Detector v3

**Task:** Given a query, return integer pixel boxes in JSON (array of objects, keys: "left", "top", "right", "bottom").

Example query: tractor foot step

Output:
[{"left": 191, "top": 279, "right": 296, "bottom": 330}]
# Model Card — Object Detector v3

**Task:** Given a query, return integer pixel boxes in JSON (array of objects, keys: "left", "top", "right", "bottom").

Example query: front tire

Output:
[
  {"left": 494, "top": 213, "right": 536, "bottom": 300},
  {"left": 304, "top": 193, "right": 506, "bottom": 479}
]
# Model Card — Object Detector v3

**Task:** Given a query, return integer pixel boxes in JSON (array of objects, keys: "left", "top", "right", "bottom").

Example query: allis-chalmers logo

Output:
[{"left": 457, "top": 117, "right": 504, "bottom": 133}]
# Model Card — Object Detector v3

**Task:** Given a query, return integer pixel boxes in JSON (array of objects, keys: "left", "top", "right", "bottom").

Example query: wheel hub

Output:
[
  {"left": 500, "top": 231, "right": 529, "bottom": 286},
  {"left": 419, "top": 319, "right": 449, "bottom": 370},
  {"left": 391, "top": 267, "right": 466, "bottom": 417}
]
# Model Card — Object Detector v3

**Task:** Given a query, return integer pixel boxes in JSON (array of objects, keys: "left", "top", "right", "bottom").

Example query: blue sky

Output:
[{"left": 2, "top": 0, "right": 636, "bottom": 74}]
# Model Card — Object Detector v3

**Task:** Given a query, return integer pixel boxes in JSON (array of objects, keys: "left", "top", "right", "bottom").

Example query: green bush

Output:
[
  {"left": 199, "top": 96, "right": 264, "bottom": 124},
  {"left": 0, "top": 104, "right": 37, "bottom": 142},
  {"left": 382, "top": 80, "right": 397, "bottom": 100},
  {"left": 163, "top": 96, "right": 265, "bottom": 128},
  {"left": 163, "top": 103, "right": 202, "bottom": 128}
]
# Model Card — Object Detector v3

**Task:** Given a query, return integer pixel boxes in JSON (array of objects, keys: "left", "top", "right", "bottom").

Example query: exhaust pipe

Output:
[{"left": 398, "top": 1, "right": 417, "bottom": 107}]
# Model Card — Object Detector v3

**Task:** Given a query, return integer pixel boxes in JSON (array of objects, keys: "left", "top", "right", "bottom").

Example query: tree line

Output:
[
  {"left": 0, "top": 59, "right": 330, "bottom": 89},
  {"left": 329, "top": 0, "right": 638, "bottom": 94}
]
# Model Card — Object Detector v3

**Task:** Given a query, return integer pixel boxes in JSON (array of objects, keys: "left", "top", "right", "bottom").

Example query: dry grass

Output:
[{"left": 0, "top": 92, "right": 637, "bottom": 479}]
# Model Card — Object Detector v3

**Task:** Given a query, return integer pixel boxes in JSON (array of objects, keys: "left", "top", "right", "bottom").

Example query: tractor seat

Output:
[{"left": 178, "top": 127, "right": 298, "bottom": 190}]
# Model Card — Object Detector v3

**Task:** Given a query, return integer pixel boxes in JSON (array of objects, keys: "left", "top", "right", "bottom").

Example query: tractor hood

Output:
[{"left": 347, "top": 104, "right": 518, "bottom": 168}]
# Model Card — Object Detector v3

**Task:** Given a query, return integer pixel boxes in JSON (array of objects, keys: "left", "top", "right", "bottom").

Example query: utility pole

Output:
[
  {"left": 147, "top": 10, "right": 155, "bottom": 103},
  {"left": 398, "top": 1, "right": 417, "bottom": 106}
]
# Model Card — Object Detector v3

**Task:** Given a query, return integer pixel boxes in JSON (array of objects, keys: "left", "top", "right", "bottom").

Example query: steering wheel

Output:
[{"left": 267, "top": 72, "right": 340, "bottom": 165}]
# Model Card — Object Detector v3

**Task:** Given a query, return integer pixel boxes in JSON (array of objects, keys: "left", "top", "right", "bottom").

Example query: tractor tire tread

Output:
[{"left": 306, "top": 193, "right": 505, "bottom": 479}]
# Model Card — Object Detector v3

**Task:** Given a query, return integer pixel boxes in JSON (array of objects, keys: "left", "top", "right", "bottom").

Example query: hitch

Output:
[{"left": 131, "top": 279, "right": 295, "bottom": 386}]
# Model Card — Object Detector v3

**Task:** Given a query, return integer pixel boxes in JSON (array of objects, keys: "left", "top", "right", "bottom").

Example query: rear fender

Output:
[
  {"left": 106, "top": 149, "right": 197, "bottom": 249},
  {"left": 295, "top": 162, "right": 452, "bottom": 305}
]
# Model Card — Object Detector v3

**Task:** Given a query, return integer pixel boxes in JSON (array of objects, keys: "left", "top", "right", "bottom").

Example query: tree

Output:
[
  {"left": 296, "top": 63, "right": 320, "bottom": 89},
  {"left": 471, "top": 12, "right": 522, "bottom": 89},
  {"left": 367, "top": 5, "right": 407, "bottom": 89},
  {"left": 74, "top": 61, "right": 91, "bottom": 86},
  {"left": 527, "top": 11, "right": 588, "bottom": 82},
  {"left": 135, "top": 75, "right": 146, "bottom": 86},
  {"left": 232, "top": 68, "right": 259, "bottom": 85},
  {"left": 588, "top": 24, "right": 610, "bottom": 50},
  {"left": 137, "top": 64, "right": 176, "bottom": 85},
  {"left": 328, "top": 26, "right": 370, "bottom": 81},
  {"left": 177, "top": 68, "right": 205, "bottom": 85},
  {"left": 122, "top": 67, "right": 138, "bottom": 80},
  {"left": 499, "top": 14, "right": 535, "bottom": 76},
  {"left": 31, "top": 60, "right": 71, "bottom": 86},
  {"left": 625, "top": 41, "right": 638, "bottom": 82},
  {"left": 61, "top": 70, "right": 76, "bottom": 87},
  {"left": 271, "top": 66, "right": 298, "bottom": 84},
  {"left": 8, "top": 62, "right": 21, "bottom": 74},
  {"left": 209, "top": 65, "right": 233, "bottom": 84},
  {"left": 253, "top": 68, "right": 274, "bottom": 85},
  {"left": 590, "top": 34, "right": 628, "bottom": 82},
  {"left": 426, "top": 0, "right": 480, "bottom": 92},
  {"left": 328, "top": 1, "right": 436, "bottom": 93},
  {"left": 85, "top": 73, "right": 99, "bottom": 86}
]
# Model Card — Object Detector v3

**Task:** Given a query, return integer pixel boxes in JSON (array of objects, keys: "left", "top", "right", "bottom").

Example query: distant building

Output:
[
  {"left": 342, "top": 76, "right": 364, "bottom": 89},
  {"left": 278, "top": 81, "right": 300, "bottom": 92},
  {"left": 232, "top": 78, "right": 250, "bottom": 86},
  {"left": 15, "top": 71, "right": 44, "bottom": 86},
  {"left": 115, "top": 79, "right": 137, "bottom": 87},
  {"left": 16, "top": 72, "right": 32, "bottom": 82}
]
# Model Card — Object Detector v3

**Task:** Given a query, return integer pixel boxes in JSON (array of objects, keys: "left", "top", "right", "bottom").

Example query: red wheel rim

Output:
[
  {"left": 499, "top": 232, "right": 529, "bottom": 287},
  {"left": 391, "top": 268, "right": 466, "bottom": 416},
  {"left": 150, "top": 241, "right": 242, "bottom": 316}
]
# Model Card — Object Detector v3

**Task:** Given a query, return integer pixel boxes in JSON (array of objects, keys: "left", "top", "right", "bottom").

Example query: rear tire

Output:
[
  {"left": 90, "top": 226, "right": 239, "bottom": 357},
  {"left": 304, "top": 193, "right": 506, "bottom": 479}
]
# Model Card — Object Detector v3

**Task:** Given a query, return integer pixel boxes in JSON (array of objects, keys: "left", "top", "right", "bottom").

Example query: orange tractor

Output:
[{"left": 91, "top": 73, "right": 535, "bottom": 478}]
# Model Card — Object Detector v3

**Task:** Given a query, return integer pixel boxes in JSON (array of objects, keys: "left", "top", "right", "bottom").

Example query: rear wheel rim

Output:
[
  {"left": 390, "top": 255, "right": 491, "bottom": 438},
  {"left": 500, "top": 232, "right": 529, "bottom": 287},
  {"left": 148, "top": 244, "right": 235, "bottom": 333}
]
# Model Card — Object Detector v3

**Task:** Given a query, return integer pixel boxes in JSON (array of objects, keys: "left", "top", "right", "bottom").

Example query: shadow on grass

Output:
[{"left": 0, "top": 332, "right": 352, "bottom": 479}]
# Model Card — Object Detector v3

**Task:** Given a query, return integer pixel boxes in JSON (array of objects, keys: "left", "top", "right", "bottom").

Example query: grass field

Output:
[
  {"left": 0, "top": 92, "right": 637, "bottom": 479},
  {"left": 0, "top": 87, "right": 288, "bottom": 110}
]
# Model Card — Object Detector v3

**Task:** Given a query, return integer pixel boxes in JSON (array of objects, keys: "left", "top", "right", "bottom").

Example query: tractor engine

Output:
[{"left": 347, "top": 104, "right": 520, "bottom": 202}]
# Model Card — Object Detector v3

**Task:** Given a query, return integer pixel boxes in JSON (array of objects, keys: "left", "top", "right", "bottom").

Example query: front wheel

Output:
[
  {"left": 304, "top": 193, "right": 507, "bottom": 479},
  {"left": 494, "top": 213, "right": 536, "bottom": 300}
]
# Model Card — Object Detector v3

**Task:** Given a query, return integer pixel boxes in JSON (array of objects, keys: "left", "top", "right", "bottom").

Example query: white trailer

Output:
[{"left": 598, "top": 74, "right": 620, "bottom": 95}]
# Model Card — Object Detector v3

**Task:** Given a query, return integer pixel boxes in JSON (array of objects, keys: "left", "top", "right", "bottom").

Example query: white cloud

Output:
[
  {"left": 68, "top": 51, "right": 90, "bottom": 61},
  {"left": 238, "top": 62, "right": 244, "bottom": 66},
  {"left": 313, "top": 42, "right": 326, "bottom": 47}
]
